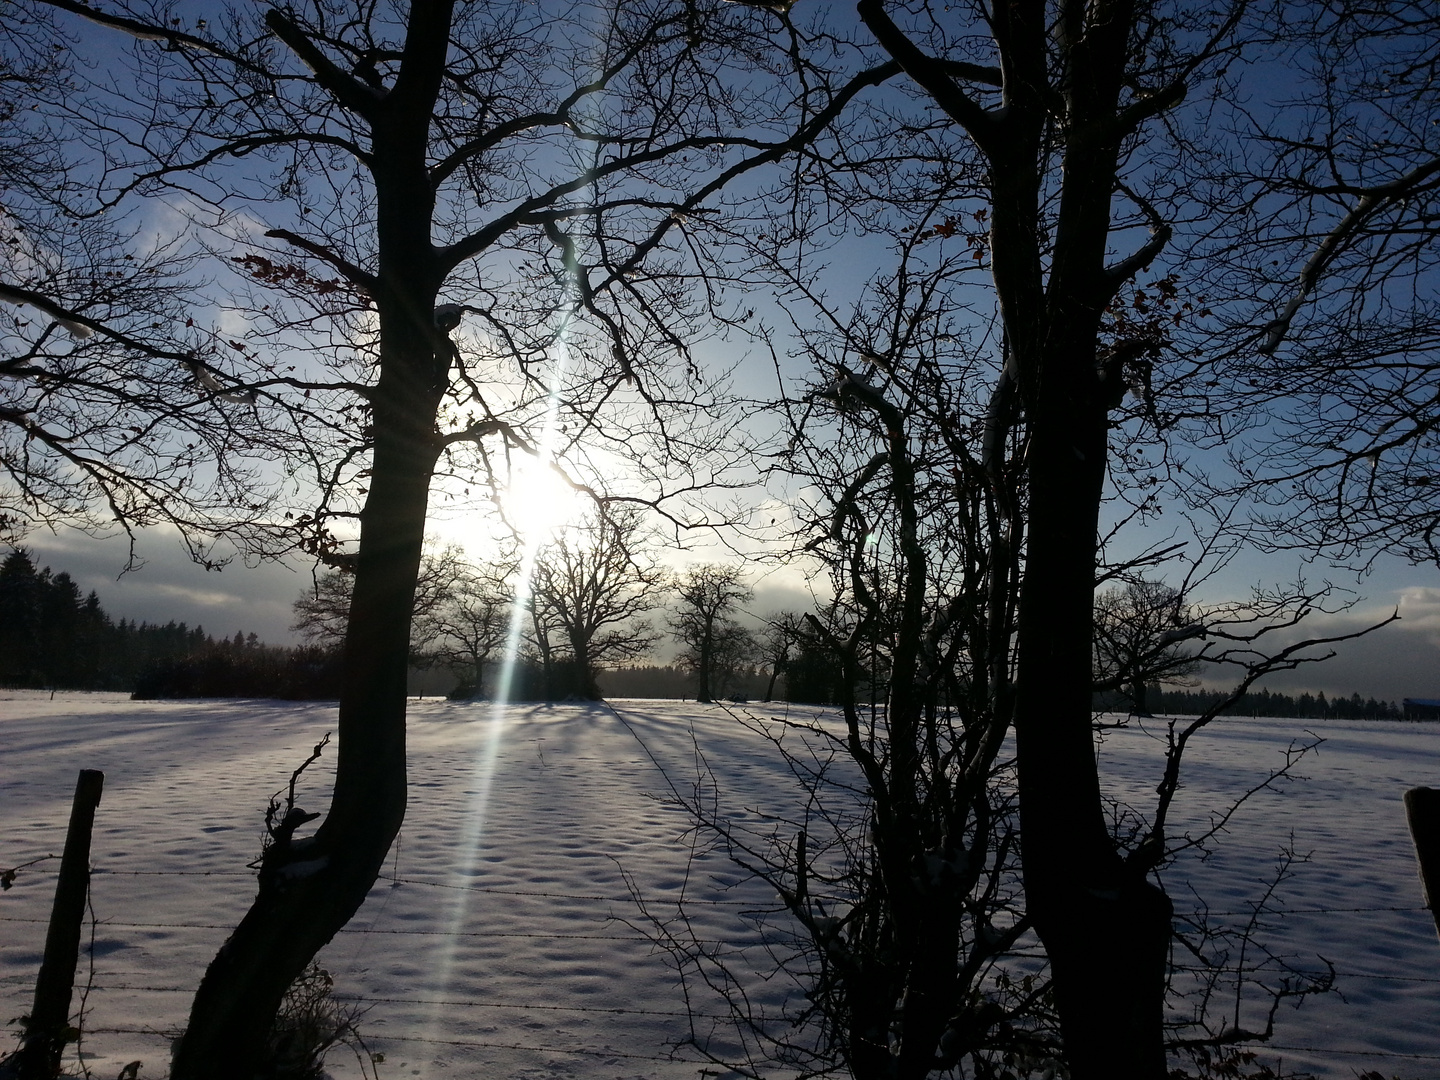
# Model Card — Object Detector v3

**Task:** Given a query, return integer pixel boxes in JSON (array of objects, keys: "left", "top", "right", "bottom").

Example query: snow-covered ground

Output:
[{"left": 3, "top": 692, "right": 1439, "bottom": 1079}]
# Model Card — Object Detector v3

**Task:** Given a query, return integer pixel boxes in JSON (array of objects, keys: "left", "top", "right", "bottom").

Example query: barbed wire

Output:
[
  {"left": 76, "top": 867, "right": 762, "bottom": 906},
  {"left": 73, "top": 1026, "right": 693, "bottom": 1063},
  {"left": 12, "top": 965, "right": 1440, "bottom": 994},
  {"left": 11, "top": 865, "right": 1425, "bottom": 918},
  {"left": 1266, "top": 1044, "right": 1440, "bottom": 1062},
  {"left": 6, "top": 864, "right": 1440, "bottom": 1068},
  {"left": 52, "top": 1026, "right": 1440, "bottom": 1065},
  {"left": 3, "top": 980, "right": 733, "bottom": 1020},
  {"left": 0, "top": 915, "right": 683, "bottom": 941}
]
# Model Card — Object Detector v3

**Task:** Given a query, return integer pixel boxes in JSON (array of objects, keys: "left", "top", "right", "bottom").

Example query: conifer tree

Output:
[{"left": 0, "top": 549, "right": 43, "bottom": 686}]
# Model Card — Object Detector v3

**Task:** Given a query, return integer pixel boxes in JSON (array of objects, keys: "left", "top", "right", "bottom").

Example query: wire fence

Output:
[
  {"left": 1, "top": 859, "right": 769, "bottom": 1070},
  {"left": 4, "top": 862, "right": 1440, "bottom": 1068},
  {"left": 52, "top": 863, "right": 1440, "bottom": 917}
]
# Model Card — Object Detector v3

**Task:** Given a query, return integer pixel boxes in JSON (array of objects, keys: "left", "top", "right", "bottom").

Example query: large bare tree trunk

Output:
[
  {"left": 171, "top": 431, "right": 433, "bottom": 1076},
  {"left": 532, "top": 614, "right": 557, "bottom": 702},
  {"left": 571, "top": 634, "right": 598, "bottom": 699},
  {"left": 982, "top": 4, "right": 1174, "bottom": 1072},
  {"left": 696, "top": 630, "right": 714, "bottom": 703},
  {"left": 171, "top": 5, "right": 453, "bottom": 1074},
  {"left": 173, "top": 335, "right": 444, "bottom": 1079},
  {"left": 1012, "top": 362, "right": 1172, "bottom": 1079},
  {"left": 856, "top": 0, "right": 1178, "bottom": 1069}
]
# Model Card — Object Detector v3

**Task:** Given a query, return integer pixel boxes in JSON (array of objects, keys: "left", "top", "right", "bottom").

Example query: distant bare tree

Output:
[
  {"left": 414, "top": 560, "right": 513, "bottom": 697},
  {"left": 759, "top": 611, "right": 806, "bottom": 701},
  {"left": 289, "top": 574, "right": 353, "bottom": 652},
  {"left": 531, "top": 511, "right": 663, "bottom": 699},
  {"left": 670, "top": 564, "right": 752, "bottom": 703},
  {"left": 1093, "top": 579, "right": 1203, "bottom": 716},
  {"left": 522, "top": 587, "right": 564, "bottom": 703},
  {"left": 290, "top": 544, "right": 470, "bottom": 657},
  {"left": 707, "top": 620, "right": 758, "bottom": 700}
]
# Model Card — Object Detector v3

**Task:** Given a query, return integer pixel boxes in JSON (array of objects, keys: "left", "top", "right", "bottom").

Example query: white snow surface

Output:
[{"left": 3, "top": 692, "right": 1439, "bottom": 1078}]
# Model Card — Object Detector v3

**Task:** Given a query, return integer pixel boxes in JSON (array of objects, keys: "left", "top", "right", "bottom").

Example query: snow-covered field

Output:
[{"left": 3, "top": 692, "right": 1439, "bottom": 1079}]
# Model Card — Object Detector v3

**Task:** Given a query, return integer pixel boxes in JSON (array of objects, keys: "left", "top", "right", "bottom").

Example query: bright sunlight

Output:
[{"left": 498, "top": 453, "right": 587, "bottom": 543}]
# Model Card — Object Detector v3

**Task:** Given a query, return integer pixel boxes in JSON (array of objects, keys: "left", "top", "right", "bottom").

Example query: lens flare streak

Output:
[{"left": 414, "top": 309, "right": 576, "bottom": 1058}]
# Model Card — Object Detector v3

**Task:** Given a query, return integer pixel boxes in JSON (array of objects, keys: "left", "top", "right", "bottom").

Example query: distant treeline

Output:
[
  {"left": 1, "top": 548, "right": 213, "bottom": 691},
  {"left": 0, "top": 548, "right": 340, "bottom": 698},
  {"left": 463, "top": 664, "right": 829, "bottom": 704},
  {"left": 1094, "top": 686, "right": 1404, "bottom": 720},
  {"left": 8, "top": 546, "right": 1407, "bottom": 715},
  {"left": 595, "top": 655, "right": 853, "bottom": 705},
  {"left": 0, "top": 548, "right": 813, "bottom": 702},
  {"left": 597, "top": 665, "right": 773, "bottom": 701},
  {"left": 131, "top": 640, "right": 343, "bottom": 700}
]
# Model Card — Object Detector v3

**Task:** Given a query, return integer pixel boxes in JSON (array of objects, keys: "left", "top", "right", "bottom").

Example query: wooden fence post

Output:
[
  {"left": 10, "top": 769, "right": 105, "bottom": 1079},
  {"left": 1404, "top": 786, "right": 1440, "bottom": 941}
]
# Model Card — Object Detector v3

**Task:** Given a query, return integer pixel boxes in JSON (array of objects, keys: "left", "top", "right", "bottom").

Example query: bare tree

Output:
[
  {"left": 290, "top": 543, "right": 482, "bottom": 661},
  {"left": 758, "top": 611, "right": 806, "bottom": 701},
  {"left": 708, "top": 3, "right": 1408, "bottom": 1072},
  {"left": 636, "top": 311, "right": 1050, "bottom": 1077},
  {"left": 683, "top": 5, "right": 1406, "bottom": 1068},
  {"left": 671, "top": 563, "right": 752, "bottom": 703},
  {"left": 290, "top": 574, "right": 355, "bottom": 653},
  {"left": 1192, "top": 4, "right": 1440, "bottom": 568},
  {"left": 414, "top": 559, "right": 513, "bottom": 697},
  {"left": 707, "top": 619, "right": 759, "bottom": 700},
  {"left": 530, "top": 510, "right": 663, "bottom": 699},
  {"left": 0, "top": 9, "right": 302, "bottom": 564},
  {"left": 818, "top": 4, "right": 1196, "bottom": 1059},
  {"left": 1092, "top": 579, "right": 1203, "bottom": 716},
  {"left": 773, "top": 333, "right": 1038, "bottom": 1078},
  {"left": 522, "top": 584, "right": 564, "bottom": 703},
  {"left": 662, "top": 259, "right": 1388, "bottom": 1078}
]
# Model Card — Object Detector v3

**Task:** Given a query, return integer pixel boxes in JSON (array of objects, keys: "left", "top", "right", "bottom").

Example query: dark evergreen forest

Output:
[
  {"left": 1, "top": 547, "right": 207, "bottom": 690},
  {"left": 0, "top": 548, "right": 339, "bottom": 698},
  {"left": 1094, "top": 686, "right": 1406, "bottom": 721}
]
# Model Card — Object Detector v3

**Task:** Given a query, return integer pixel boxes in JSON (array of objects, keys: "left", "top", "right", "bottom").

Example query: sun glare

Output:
[{"left": 500, "top": 455, "right": 586, "bottom": 542}]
